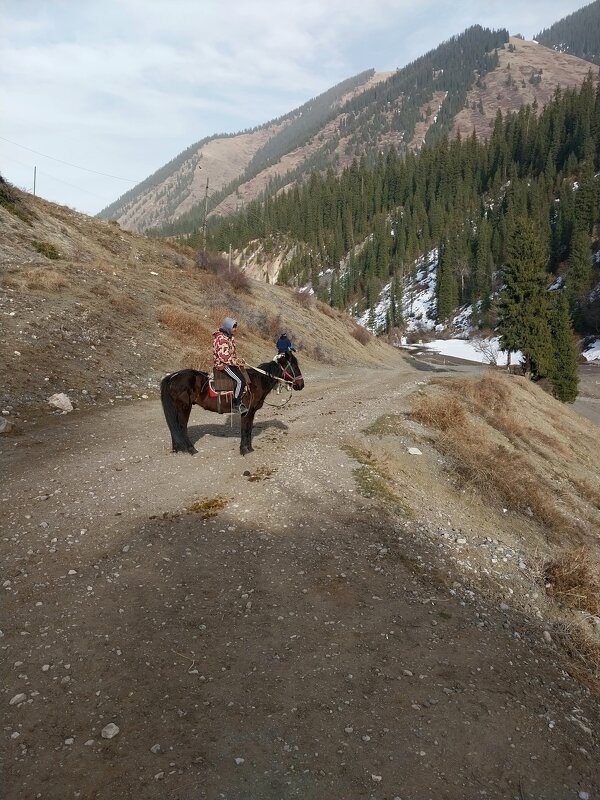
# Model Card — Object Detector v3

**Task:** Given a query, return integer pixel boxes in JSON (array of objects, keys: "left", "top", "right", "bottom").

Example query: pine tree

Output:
[
  {"left": 549, "top": 291, "right": 579, "bottom": 402},
  {"left": 566, "top": 228, "right": 593, "bottom": 328},
  {"left": 436, "top": 240, "right": 459, "bottom": 322},
  {"left": 497, "top": 218, "right": 553, "bottom": 377}
]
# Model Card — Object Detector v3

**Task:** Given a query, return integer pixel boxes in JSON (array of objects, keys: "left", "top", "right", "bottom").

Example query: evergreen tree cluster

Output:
[
  {"left": 208, "top": 75, "right": 599, "bottom": 324},
  {"left": 536, "top": 0, "right": 600, "bottom": 66},
  {"left": 202, "top": 75, "right": 600, "bottom": 399}
]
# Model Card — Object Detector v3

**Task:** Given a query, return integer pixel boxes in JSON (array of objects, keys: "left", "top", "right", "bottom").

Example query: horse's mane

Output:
[{"left": 255, "top": 361, "right": 279, "bottom": 376}]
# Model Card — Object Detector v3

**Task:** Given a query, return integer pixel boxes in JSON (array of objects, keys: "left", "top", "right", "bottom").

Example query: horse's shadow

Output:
[{"left": 187, "top": 418, "right": 289, "bottom": 445}]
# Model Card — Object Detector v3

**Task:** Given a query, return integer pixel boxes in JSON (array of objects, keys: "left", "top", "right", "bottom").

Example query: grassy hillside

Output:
[{"left": 0, "top": 181, "right": 399, "bottom": 423}]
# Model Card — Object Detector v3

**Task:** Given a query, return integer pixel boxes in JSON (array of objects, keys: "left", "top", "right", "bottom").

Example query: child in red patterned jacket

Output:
[{"left": 213, "top": 317, "right": 247, "bottom": 412}]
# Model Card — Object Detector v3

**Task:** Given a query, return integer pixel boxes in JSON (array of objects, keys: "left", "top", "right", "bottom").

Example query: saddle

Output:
[{"left": 209, "top": 370, "right": 235, "bottom": 396}]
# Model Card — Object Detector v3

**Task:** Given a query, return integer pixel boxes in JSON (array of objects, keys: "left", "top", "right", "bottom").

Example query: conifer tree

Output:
[
  {"left": 497, "top": 218, "right": 553, "bottom": 377},
  {"left": 549, "top": 291, "right": 579, "bottom": 402},
  {"left": 567, "top": 228, "right": 593, "bottom": 328},
  {"left": 436, "top": 240, "right": 459, "bottom": 322}
]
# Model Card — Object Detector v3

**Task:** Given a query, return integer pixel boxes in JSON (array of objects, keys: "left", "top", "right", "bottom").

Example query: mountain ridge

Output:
[{"left": 100, "top": 21, "right": 597, "bottom": 236}]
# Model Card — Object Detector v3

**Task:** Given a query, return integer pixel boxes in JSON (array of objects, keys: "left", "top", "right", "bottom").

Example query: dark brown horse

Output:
[{"left": 160, "top": 352, "right": 304, "bottom": 455}]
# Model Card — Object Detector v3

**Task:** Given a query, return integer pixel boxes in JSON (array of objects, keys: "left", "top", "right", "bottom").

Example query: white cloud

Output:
[{"left": 0, "top": 0, "right": 588, "bottom": 213}]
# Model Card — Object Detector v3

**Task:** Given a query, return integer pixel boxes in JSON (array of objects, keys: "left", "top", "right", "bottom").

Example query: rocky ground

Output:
[{"left": 2, "top": 360, "right": 599, "bottom": 800}]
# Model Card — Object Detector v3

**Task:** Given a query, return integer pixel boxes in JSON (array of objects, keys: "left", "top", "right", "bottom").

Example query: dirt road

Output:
[{"left": 2, "top": 362, "right": 599, "bottom": 800}]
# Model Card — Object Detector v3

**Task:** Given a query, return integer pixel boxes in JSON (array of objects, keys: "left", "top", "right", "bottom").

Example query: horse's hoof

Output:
[{"left": 188, "top": 447, "right": 198, "bottom": 456}]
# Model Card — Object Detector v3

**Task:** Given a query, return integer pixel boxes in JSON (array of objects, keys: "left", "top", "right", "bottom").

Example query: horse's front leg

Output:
[
  {"left": 239, "top": 408, "right": 257, "bottom": 455},
  {"left": 179, "top": 401, "right": 197, "bottom": 455}
]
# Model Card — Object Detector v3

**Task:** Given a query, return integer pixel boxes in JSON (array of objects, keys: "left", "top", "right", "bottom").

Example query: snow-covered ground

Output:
[
  {"left": 354, "top": 247, "right": 600, "bottom": 366},
  {"left": 407, "top": 337, "right": 521, "bottom": 366},
  {"left": 583, "top": 339, "right": 600, "bottom": 362}
]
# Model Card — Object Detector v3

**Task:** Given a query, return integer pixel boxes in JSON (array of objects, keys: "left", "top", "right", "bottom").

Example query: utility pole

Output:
[
  {"left": 33, "top": 166, "right": 36, "bottom": 197},
  {"left": 202, "top": 173, "right": 209, "bottom": 254}
]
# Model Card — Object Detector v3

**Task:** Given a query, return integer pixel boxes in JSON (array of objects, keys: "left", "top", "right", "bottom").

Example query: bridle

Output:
[{"left": 276, "top": 353, "right": 303, "bottom": 387}]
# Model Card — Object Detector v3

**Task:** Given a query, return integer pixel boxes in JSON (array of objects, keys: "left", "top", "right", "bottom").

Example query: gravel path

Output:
[{"left": 2, "top": 362, "right": 599, "bottom": 800}]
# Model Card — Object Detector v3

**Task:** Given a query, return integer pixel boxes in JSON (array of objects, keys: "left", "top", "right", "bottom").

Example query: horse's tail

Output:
[{"left": 160, "top": 373, "right": 190, "bottom": 452}]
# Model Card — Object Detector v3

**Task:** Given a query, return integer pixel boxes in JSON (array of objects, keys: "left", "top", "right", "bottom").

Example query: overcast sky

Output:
[{"left": 0, "top": 0, "right": 589, "bottom": 215}]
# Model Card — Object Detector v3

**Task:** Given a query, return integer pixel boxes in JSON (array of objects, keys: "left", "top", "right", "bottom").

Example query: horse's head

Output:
[{"left": 275, "top": 351, "right": 304, "bottom": 390}]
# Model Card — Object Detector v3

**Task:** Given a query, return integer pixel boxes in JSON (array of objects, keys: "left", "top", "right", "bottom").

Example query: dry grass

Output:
[
  {"left": 188, "top": 496, "right": 227, "bottom": 518},
  {"left": 411, "top": 393, "right": 466, "bottom": 432},
  {"left": 410, "top": 380, "right": 580, "bottom": 537},
  {"left": 158, "top": 304, "right": 213, "bottom": 349},
  {"left": 179, "top": 349, "right": 208, "bottom": 371},
  {"left": 206, "top": 306, "right": 234, "bottom": 331},
  {"left": 24, "top": 268, "right": 68, "bottom": 291},
  {"left": 545, "top": 548, "right": 600, "bottom": 615}
]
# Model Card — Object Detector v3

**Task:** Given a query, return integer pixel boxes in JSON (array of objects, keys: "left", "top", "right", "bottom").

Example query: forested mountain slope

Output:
[
  {"left": 536, "top": 0, "right": 600, "bottom": 65},
  {"left": 100, "top": 17, "right": 597, "bottom": 238}
]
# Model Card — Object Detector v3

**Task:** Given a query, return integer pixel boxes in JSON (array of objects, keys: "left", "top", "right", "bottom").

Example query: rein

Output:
[{"left": 250, "top": 366, "right": 291, "bottom": 385}]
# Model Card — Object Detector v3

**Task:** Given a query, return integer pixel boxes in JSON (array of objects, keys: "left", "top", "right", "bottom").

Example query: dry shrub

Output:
[
  {"left": 196, "top": 249, "right": 251, "bottom": 293},
  {"left": 226, "top": 268, "right": 251, "bottom": 293},
  {"left": 545, "top": 548, "right": 600, "bottom": 614},
  {"left": 165, "top": 241, "right": 194, "bottom": 257},
  {"left": 294, "top": 290, "right": 314, "bottom": 309},
  {"left": 317, "top": 300, "right": 338, "bottom": 319},
  {"left": 24, "top": 268, "right": 68, "bottom": 291},
  {"left": 158, "top": 304, "right": 212, "bottom": 348},
  {"left": 411, "top": 393, "right": 466, "bottom": 432},
  {"left": 108, "top": 292, "right": 137, "bottom": 314},
  {"left": 266, "top": 313, "right": 284, "bottom": 338},
  {"left": 351, "top": 324, "right": 371, "bottom": 345},
  {"left": 31, "top": 239, "right": 60, "bottom": 260}
]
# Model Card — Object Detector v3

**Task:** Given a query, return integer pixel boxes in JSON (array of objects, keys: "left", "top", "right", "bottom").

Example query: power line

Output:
[
  {"left": 0, "top": 135, "right": 139, "bottom": 182},
  {"left": 1, "top": 153, "right": 121, "bottom": 200}
]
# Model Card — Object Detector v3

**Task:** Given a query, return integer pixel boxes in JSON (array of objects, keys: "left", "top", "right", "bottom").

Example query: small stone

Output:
[
  {"left": 344, "top": 726, "right": 354, "bottom": 734},
  {"left": 234, "top": 757, "right": 245, "bottom": 765},
  {"left": 543, "top": 630, "right": 552, "bottom": 644},
  {"left": 65, "top": 738, "right": 74, "bottom": 745},
  {"left": 101, "top": 723, "right": 120, "bottom": 739},
  {"left": 402, "top": 669, "right": 413, "bottom": 677},
  {"left": 371, "top": 774, "right": 382, "bottom": 782},
  {"left": 150, "top": 744, "right": 161, "bottom": 754},
  {"left": 9, "top": 693, "right": 26, "bottom": 705},
  {"left": 578, "top": 793, "right": 590, "bottom": 800},
  {"left": 154, "top": 772, "right": 164, "bottom": 780},
  {"left": 68, "top": 570, "right": 77, "bottom": 576},
  {"left": 407, "top": 447, "right": 422, "bottom": 456},
  {"left": 48, "top": 393, "right": 73, "bottom": 413},
  {"left": 41, "top": 665, "right": 50, "bottom": 672},
  {"left": 84, "top": 740, "right": 94, "bottom": 746},
  {"left": 500, "top": 602, "right": 510, "bottom": 611}
]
